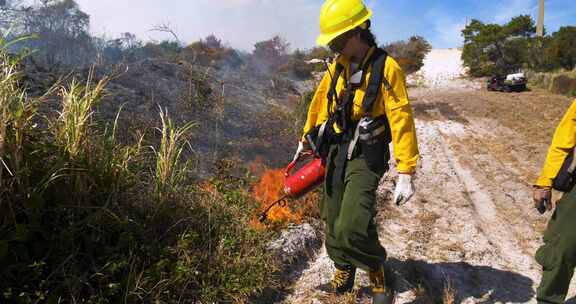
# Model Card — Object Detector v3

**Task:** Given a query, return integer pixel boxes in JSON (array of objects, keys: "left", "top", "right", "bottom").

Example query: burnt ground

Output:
[
  {"left": 282, "top": 82, "right": 575, "bottom": 303},
  {"left": 24, "top": 59, "right": 301, "bottom": 177}
]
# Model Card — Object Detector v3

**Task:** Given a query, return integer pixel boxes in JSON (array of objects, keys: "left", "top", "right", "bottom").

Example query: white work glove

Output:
[
  {"left": 292, "top": 140, "right": 311, "bottom": 163},
  {"left": 393, "top": 174, "right": 415, "bottom": 206}
]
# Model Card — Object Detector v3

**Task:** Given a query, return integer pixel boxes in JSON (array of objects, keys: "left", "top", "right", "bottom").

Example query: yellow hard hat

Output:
[{"left": 316, "top": 0, "right": 372, "bottom": 46}]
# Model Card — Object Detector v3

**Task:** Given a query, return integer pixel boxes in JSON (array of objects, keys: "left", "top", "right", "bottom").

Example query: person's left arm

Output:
[{"left": 382, "top": 57, "right": 419, "bottom": 174}]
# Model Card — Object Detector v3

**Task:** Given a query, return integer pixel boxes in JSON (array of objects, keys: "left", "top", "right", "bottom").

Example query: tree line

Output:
[
  {"left": 462, "top": 15, "right": 576, "bottom": 77},
  {"left": 1, "top": 0, "right": 431, "bottom": 79}
]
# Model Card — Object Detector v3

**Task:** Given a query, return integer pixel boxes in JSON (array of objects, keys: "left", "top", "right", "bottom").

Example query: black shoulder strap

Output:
[
  {"left": 362, "top": 48, "right": 388, "bottom": 115},
  {"left": 327, "top": 62, "right": 344, "bottom": 114}
]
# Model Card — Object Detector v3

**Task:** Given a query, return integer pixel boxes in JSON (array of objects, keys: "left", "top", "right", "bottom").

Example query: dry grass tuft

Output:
[
  {"left": 319, "top": 290, "right": 360, "bottom": 304},
  {"left": 152, "top": 105, "right": 196, "bottom": 200},
  {"left": 54, "top": 68, "right": 109, "bottom": 160},
  {"left": 412, "top": 284, "right": 435, "bottom": 303},
  {"left": 443, "top": 280, "right": 456, "bottom": 304}
]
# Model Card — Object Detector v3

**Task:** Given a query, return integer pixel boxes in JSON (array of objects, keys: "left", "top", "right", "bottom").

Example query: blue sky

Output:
[{"left": 76, "top": 0, "right": 575, "bottom": 51}]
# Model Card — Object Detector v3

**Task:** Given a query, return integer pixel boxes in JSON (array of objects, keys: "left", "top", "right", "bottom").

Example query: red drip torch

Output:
[{"left": 258, "top": 153, "right": 326, "bottom": 222}]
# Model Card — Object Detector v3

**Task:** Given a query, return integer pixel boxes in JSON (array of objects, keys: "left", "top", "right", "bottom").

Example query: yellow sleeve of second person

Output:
[{"left": 536, "top": 100, "right": 576, "bottom": 187}]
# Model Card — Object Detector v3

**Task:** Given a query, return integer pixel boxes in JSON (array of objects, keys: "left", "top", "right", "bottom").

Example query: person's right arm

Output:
[{"left": 301, "top": 63, "right": 336, "bottom": 141}]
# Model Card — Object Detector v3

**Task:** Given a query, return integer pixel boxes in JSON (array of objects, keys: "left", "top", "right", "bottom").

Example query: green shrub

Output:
[
  {"left": 462, "top": 16, "right": 576, "bottom": 76},
  {"left": 527, "top": 69, "right": 576, "bottom": 97},
  {"left": 0, "top": 40, "right": 278, "bottom": 303},
  {"left": 549, "top": 26, "right": 576, "bottom": 70},
  {"left": 383, "top": 36, "right": 432, "bottom": 75}
]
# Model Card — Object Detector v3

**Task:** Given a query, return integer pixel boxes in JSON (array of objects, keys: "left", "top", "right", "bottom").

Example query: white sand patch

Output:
[
  {"left": 420, "top": 49, "right": 467, "bottom": 80},
  {"left": 427, "top": 120, "right": 467, "bottom": 136},
  {"left": 408, "top": 48, "right": 481, "bottom": 90}
]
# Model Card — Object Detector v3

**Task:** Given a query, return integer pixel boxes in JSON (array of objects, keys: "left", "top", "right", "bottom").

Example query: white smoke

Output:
[{"left": 76, "top": 0, "right": 322, "bottom": 51}]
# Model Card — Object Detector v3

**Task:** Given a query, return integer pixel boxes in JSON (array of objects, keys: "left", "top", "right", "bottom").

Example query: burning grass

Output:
[
  {"left": 253, "top": 168, "right": 303, "bottom": 225},
  {"left": 249, "top": 159, "right": 321, "bottom": 230}
]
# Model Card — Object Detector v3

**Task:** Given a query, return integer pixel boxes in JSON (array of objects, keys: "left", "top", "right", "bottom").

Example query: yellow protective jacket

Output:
[
  {"left": 302, "top": 48, "right": 419, "bottom": 174},
  {"left": 536, "top": 100, "right": 576, "bottom": 187}
]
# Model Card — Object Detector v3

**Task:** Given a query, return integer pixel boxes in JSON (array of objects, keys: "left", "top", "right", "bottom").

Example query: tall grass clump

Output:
[
  {"left": 54, "top": 69, "right": 109, "bottom": 160},
  {"left": 0, "top": 34, "right": 42, "bottom": 215},
  {"left": 152, "top": 106, "right": 196, "bottom": 200},
  {"left": 0, "top": 36, "right": 279, "bottom": 303}
]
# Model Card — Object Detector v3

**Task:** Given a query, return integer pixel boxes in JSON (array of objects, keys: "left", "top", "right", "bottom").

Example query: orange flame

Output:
[
  {"left": 249, "top": 159, "right": 321, "bottom": 230},
  {"left": 252, "top": 168, "right": 303, "bottom": 226}
]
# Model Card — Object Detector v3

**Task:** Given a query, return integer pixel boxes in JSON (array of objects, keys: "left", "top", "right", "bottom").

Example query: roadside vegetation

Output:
[
  {"left": 461, "top": 15, "right": 575, "bottom": 96},
  {"left": 0, "top": 35, "right": 284, "bottom": 302},
  {"left": 527, "top": 69, "right": 576, "bottom": 97},
  {"left": 461, "top": 15, "right": 575, "bottom": 77}
]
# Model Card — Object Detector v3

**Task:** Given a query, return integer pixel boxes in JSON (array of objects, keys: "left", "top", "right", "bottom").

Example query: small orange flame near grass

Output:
[
  {"left": 251, "top": 168, "right": 303, "bottom": 229},
  {"left": 249, "top": 159, "right": 320, "bottom": 230}
]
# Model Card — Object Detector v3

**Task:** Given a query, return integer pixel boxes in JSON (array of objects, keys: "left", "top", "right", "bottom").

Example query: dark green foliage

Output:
[
  {"left": 461, "top": 16, "right": 576, "bottom": 76},
  {"left": 549, "top": 26, "right": 576, "bottom": 70},
  {"left": 506, "top": 15, "right": 537, "bottom": 37},
  {"left": 9, "top": 0, "right": 95, "bottom": 67},
  {"left": 461, "top": 16, "right": 535, "bottom": 76}
]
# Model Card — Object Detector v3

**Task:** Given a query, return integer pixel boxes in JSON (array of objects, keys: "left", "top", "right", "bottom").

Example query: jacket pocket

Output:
[{"left": 358, "top": 115, "right": 391, "bottom": 173}]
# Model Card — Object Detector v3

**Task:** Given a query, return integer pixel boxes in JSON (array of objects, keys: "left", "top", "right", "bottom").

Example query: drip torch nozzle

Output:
[
  {"left": 258, "top": 212, "right": 268, "bottom": 223},
  {"left": 258, "top": 195, "right": 289, "bottom": 223}
]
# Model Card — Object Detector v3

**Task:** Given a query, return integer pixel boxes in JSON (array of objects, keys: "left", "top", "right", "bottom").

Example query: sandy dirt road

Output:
[{"left": 281, "top": 49, "right": 575, "bottom": 303}]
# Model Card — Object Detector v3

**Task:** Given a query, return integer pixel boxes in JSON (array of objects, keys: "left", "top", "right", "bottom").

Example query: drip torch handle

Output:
[{"left": 285, "top": 152, "right": 313, "bottom": 177}]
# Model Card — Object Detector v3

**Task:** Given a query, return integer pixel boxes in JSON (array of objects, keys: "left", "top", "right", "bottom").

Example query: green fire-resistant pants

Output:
[
  {"left": 536, "top": 188, "right": 576, "bottom": 303},
  {"left": 320, "top": 144, "right": 388, "bottom": 271}
]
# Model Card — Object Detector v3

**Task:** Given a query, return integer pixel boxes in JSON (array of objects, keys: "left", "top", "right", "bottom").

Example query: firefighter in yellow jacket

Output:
[
  {"left": 533, "top": 100, "right": 576, "bottom": 303},
  {"left": 292, "top": 1, "right": 419, "bottom": 302}
]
